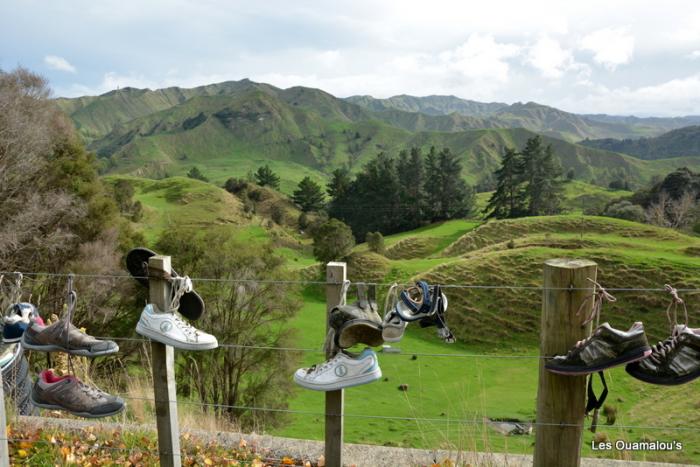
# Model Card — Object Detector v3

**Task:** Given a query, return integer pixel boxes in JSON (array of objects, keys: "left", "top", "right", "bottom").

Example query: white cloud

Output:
[
  {"left": 439, "top": 34, "right": 521, "bottom": 83},
  {"left": 559, "top": 73, "right": 700, "bottom": 116},
  {"left": 579, "top": 27, "right": 635, "bottom": 70},
  {"left": 688, "top": 50, "right": 700, "bottom": 60},
  {"left": 527, "top": 35, "right": 575, "bottom": 79},
  {"left": 43, "top": 55, "right": 76, "bottom": 73}
]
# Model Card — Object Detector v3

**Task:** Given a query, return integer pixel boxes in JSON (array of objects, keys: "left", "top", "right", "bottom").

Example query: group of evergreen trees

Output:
[
  {"left": 484, "top": 136, "right": 564, "bottom": 218},
  {"left": 327, "top": 147, "right": 474, "bottom": 240}
]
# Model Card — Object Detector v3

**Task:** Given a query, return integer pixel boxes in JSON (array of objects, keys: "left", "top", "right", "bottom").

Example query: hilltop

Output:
[
  {"left": 581, "top": 125, "right": 700, "bottom": 160},
  {"left": 56, "top": 82, "right": 700, "bottom": 193}
]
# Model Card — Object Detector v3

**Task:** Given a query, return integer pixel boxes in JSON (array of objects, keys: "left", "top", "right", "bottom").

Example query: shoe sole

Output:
[
  {"left": 2, "top": 336, "right": 22, "bottom": 344},
  {"left": 545, "top": 347, "right": 652, "bottom": 375},
  {"left": 294, "top": 366, "right": 382, "bottom": 391},
  {"left": 136, "top": 321, "right": 218, "bottom": 351},
  {"left": 20, "top": 335, "right": 119, "bottom": 357},
  {"left": 30, "top": 396, "right": 125, "bottom": 418},
  {"left": 625, "top": 364, "right": 700, "bottom": 386}
]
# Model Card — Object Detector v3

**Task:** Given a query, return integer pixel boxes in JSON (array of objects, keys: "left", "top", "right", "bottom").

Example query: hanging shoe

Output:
[
  {"left": 3, "top": 302, "right": 44, "bottom": 343},
  {"left": 136, "top": 304, "right": 218, "bottom": 350},
  {"left": 327, "top": 283, "right": 384, "bottom": 353},
  {"left": 126, "top": 247, "right": 205, "bottom": 321},
  {"left": 21, "top": 291, "right": 118, "bottom": 357},
  {"left": 545, "top": 322, "right": 652, "bottom": 375},
  {"left": 294, "top": 349, "right": 382, "bottom": 391},
  {"left": 626, "top": 324, "right": 700, "bottom": 385},
  {"left": 381, "top": 283, "right": 407, "bottom": 343},
  {"left": 31, "top": 370, "right": 125, "bottom": 418}
]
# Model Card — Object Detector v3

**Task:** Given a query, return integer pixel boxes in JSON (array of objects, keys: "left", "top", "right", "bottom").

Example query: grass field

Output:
[{"left": 122, "top": 175, "right": 700, "bottom": 463}]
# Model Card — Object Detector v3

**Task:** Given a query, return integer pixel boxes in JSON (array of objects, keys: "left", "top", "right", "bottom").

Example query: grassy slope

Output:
[
  {"left": 125, "top": 178, "right": 700, "bottom": 463},
  {"left": 276, "top": 216, "right": 700, "bottom": 464},
  {"left": 67, "top": 87, "right": 700, "bottom": 193}
]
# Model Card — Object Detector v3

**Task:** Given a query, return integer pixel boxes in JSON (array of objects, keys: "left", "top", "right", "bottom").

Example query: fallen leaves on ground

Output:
[{"left": 7, "top": 423, "right": 318, "bottom": 466}]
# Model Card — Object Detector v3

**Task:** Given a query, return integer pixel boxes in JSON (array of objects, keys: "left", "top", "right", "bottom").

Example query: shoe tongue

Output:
[{"left": 627, "top": 321, "right": 644, "bottom": 333}]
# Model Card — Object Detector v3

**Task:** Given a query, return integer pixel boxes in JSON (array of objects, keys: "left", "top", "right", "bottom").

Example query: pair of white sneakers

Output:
[{"left": 136, "top": 304, "right": 218, "bottom": 350}]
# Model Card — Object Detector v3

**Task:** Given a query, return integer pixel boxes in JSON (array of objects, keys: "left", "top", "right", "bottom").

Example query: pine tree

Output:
[
  {"left": 255, "top": 165, "right": 280, "bottom": 189},
  {"left": 292, "top": 176, "right": 325, "bottom": 212},
  {"left": 424, "top": 147, "right": 474, "bottom": 221},
  {"left": 396, "top": 147, "right": 425, "bottom": 230},
  {"left": 187, "top": 166, "right": 209, "bottom": 182},
  {"left": 484, "top": 147, "right": 525, "bottom": 218},
  {"left": 518, "top": 136, "right": 563, "bottom": 216}
]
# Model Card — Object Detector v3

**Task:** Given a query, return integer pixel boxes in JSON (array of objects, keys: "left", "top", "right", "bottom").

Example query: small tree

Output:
[
  {"left": 366, "top": 231, "right": 385, "bottom": 254},
  {"left": 255, "top": 165, "right": 280, "bottom": 189},
  {"left": 270, "top": 203, "right": 285, "bottom": 225},
  {"left": 312, "top": 219, "right": 355, "bottom": 263},
  {"left": 224, "top": 177, "right": 248, "bottom": 194},
  {"left": 187, "top": 166, "right": 209, "bottom": 182},
  {"left": 566, "top": 168, "right": 575, "bottom": 181},
  {"left": 292, "top": 176, "right": 325, "bottom": 212}
]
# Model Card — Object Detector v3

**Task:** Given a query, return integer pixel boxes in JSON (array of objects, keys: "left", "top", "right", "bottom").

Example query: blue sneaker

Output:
[{"left": 3, "top": 303, "right": 44, "bottom": 343}]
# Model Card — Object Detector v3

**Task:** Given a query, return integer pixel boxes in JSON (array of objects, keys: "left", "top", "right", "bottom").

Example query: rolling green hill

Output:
[
  {"left": 581, "top": 125, "right": 700, "bottom": 160},
  {"left": 119, "top": 173, "right": 700, "bottom": 463},
  {"left": 61, "top": 90, "right": 700, "bottom": 194}
]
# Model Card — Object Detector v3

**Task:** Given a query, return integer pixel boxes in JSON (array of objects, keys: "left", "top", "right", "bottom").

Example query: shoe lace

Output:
[
  {"left": 306, "top": 352, "right": 345, "bottom": 374},
  {"left": 664, "top": 284, "right": 688, "bottom": 332},
  {"left": 649, "top": 330, "right": 682, "bottom": 365},
  {"left": 576, "top": 279, "right": 616, "bottom": 327},
  {"left": 78, "top": 380, "right": 104, "bottom": 401},
  {"left": 169, "top": 276, "right": 193, "bottom": 312},
  {"left": 173, "top": 313, "right": 199, "bottom": 339}
]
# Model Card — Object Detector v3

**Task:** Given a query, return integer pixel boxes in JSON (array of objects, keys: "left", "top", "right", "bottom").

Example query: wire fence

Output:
[
  {"left": 2, "top": 270, "right": 700, "bottom": 292},
  {"left": 2, "top": 266, "right": 700, "bottom": 464}
]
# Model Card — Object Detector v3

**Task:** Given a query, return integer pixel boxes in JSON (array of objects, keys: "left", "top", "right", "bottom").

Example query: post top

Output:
[
  {"left": 544, "top": 258, "right": 597, "bottom": 269},
  {"left": 326, "top": 261, "right": 347, "bottom": 267}
]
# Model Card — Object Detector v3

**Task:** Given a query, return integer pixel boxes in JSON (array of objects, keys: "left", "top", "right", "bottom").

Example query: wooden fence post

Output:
[
  {"left": 534, "top": 258, "right": 597, "bottom": 467},
  {"left": 325, "top": 262, "right": 347, "bottom": 467},
  {"left": 149, "top": 255, "right": 181, "bottom": 467},
  {"left": 0, "top": 365, "right": 9, "bottom": 465}
]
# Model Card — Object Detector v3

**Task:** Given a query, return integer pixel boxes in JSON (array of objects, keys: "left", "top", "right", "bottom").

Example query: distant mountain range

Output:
[
  {"left": 580, "top": 125, "right": 700, "bottom": 160},
  {"left": 54, "top": 79, "right": 700, "bottom": 191}
]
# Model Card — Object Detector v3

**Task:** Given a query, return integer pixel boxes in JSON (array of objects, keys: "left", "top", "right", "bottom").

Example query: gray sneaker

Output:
[
  {"left": 545, "top": 322, "right": 652, "bottom": 375},
  {"left": 326, "top": 283, "right": 383, "bottom": 351},
  {"left": 626, "top": 325, "right": 700, "bottom": 385},
  {"left": 22, "top": 319, "right": 118, "bottom": 357},
  {"left": 31, "top": 370, "right": 125, "bottom": 418}
]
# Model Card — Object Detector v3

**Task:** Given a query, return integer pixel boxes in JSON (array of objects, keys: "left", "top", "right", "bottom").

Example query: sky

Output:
[{"left": 2, "top": 0, "right": 700, "bottom": 116}]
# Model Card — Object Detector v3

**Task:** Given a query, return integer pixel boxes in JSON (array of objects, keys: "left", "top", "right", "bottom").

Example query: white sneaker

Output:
[
  {"left": 294, "top": 349, "right": 382, "bottom": 391},
  {"left": 136, "top": 304, "right": 218, "bottom": 351}
]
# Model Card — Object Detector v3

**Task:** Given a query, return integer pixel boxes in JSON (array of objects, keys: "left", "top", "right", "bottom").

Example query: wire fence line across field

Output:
[
  {"left": 2, "top": 270, "right": 699, "bottom": 292},
  {"left": 108, "top": 394, "right": 700, "bottom": 432},
  {"left": 97, "top": 335, "right": 547, "bottom": 359}
]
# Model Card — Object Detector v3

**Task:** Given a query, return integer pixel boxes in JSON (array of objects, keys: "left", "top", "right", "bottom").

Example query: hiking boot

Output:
[
  {"left": 3, "top": 302, "right": 44, "bottom": 343},
  {"left": 626, "top": 325, "right": 700, "bottom": 385},
  {"left": 31, "top": 370, "right": 125, "bottom": 418},
  {"left": 545, "top": 322, "right": 652, "bottom": 375},
  {"left": 136, "top": 304, "right": 218, "bottom": 350},
  {"left": 21, "top": 319, "right": 118, "bottom": 357},
  {"left": 294, "top": 348, "right": 382, "bottom": 391},
  {"left": 326, "top": 283, "right": 383, "bottom": 352}
]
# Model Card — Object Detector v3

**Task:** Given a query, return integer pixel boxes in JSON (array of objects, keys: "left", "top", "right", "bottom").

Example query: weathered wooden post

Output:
[
  {"left": 0, "top": 364, "right": 9, "bottom": 465},
  {"left": 325, "top": 262, "right": 346, "bottom": 467},
  {"left": 534, "top": 258, "right": 597, "bottom": 467},
  {"left": 149, "top": 256, "right": 181, "bottom": 467}
]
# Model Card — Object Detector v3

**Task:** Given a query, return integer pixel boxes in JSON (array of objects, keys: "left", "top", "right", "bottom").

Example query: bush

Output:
[
  {"left": 603, "top": 200, "right": 645, "bottom": 223},
  {"left": 312, "top": 219, "right": 355, "bottom": 263},
  {"left": 298, "top": 212, "right": 310, "bottom": 230},
  {"left": 223, "top": 177, "right": 248, "bottom": 194},
  {"left": 270, "top": 203, "right": 285, "bottom": 225},
  {"left": 187, "top": 166, "right": 209, "bottom": 182},
  {"left": 366, "top": 231, "right": 385, "bottom": 254}
]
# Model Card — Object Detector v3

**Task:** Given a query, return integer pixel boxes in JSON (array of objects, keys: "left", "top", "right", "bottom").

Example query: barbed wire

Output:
[{"left": 2, "top": 270, "right": 699, "bottom": 292}]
